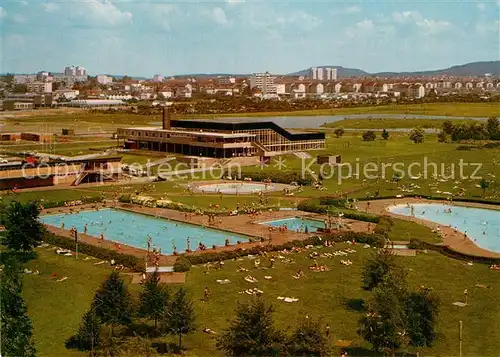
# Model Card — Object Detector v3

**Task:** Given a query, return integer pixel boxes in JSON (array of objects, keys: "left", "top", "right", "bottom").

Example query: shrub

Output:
[
  {"left": 374, "top": 216, "right": 394, "bottom": 238},
  {"left": 362, "top": 130, "right": 376, "bottom": 142},
  {"left": 173, "top": 256, "right": 191, "bottom": 272},
  {"left": 409, "top": 127, "right": 425, "bottom": 144},
  {"left": 118, "top": 194, "right": 131, "bottom": 203},
  {"left": 334, "top": 127, "right": 345, "bottom": 138}
]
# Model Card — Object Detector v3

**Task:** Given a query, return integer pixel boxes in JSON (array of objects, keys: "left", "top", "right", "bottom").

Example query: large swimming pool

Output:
[
  {"left": 261, "top": 217, "right": 325, "bottom": 233},
  {"left": 389, "top": 203, "right": 500, "bottom": 253},
  {"left": 196, "top": 182, "right": 275, "bottom": 194},
  {"left": 40, "top": 209, "right": 249, "bottom": 254}
]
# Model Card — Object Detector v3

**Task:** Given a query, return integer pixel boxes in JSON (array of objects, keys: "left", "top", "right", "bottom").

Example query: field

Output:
[
  {"left": 2, "top": 102, "right": 499, "bottom": 135},
  {"left": 324, "top": 118, "right": 475, "bottom": 130},
  {"left": 22, "top": 240, "right": 500, "bottom": 357}
]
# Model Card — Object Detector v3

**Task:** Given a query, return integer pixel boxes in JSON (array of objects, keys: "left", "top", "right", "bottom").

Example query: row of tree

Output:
[{"left": 441, "top": 117, "right": 499, "bottom": 141}]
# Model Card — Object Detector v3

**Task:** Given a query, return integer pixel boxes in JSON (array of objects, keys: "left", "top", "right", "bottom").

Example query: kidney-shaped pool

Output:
[{"left": 388, "top": 203, "right": 500, "bottom": 253}]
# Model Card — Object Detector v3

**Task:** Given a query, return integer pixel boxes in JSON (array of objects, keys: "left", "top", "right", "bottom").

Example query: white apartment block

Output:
[
  {"left": 310, "top": 67, "right": 337, "bottom": 81},
  {"left": 249, "top": 72, "right": 276, "bottom": 94},
  {"left": 26, "top": 82, "right": 53, "bottom": 94},
  {"left": 65, "top": 65, "right": 87, "bottom": 78},
  {"left": 217, "top": 76, "right": 236, "bottom": 85},
  {"left": 97, "top": 75, "right": 113, "bottom": 85},
  {"left": 13, "top": 74, "right": 37, "bottom": 84},
  {"left": 153, "top": 74, "right": 164, "bottom": 82}
]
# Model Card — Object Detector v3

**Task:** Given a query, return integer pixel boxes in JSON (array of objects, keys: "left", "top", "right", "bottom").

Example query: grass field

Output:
[
  {"left": 22, "top": 241, "right": 500, "bottom": 357},
  {"left": 324, "top": 118, "right": 476, "bottom": 130},
  {"left": 2, "top": 102, "right": 499, "bottom": 135}
]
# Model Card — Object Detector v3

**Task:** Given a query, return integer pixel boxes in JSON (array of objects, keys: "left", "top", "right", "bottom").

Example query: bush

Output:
[
  {"left": 43, "top": 231, "right": 145, "bottom": 271},
  {"left": 173, "top": 256, "right": 191, "bottom": 272},
  {"left": 318, "top": 197, "right": 348, "bottom": 207},
  {"left": 362, "top": 130, "right": 376, "bottom": 142},
  {"left": 334, "top": 127, "right": 345, "bottom": 138},
  {"left": 118, "top": 194, "right": 131, "bottom": 203},
  {"left": 374, "top": 216, "right": 394, "bottom": 238}
]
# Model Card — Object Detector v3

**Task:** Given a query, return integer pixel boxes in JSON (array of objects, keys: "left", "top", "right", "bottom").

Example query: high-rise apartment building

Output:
[
  {"left": 310, "top": 67, "right": 337, "bottom": 81},
  {"left": 249, "top": 72, "right": 276, "bottom": 94}
]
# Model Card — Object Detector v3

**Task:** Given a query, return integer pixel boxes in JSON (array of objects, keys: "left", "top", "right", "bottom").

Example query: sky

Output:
[{"left": 1, "top": 0, "right": 499, "bottom": 77}]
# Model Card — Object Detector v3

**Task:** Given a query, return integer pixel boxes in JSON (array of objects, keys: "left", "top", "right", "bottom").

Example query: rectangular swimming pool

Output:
[
  {"left": 40, "top": 208, "right": 249, "bottom": 255},
  {"left": 261, "top": 217, "right": 325, "bottom": 233}
]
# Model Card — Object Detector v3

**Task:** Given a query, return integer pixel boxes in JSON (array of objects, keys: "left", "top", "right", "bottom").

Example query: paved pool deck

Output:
[
  {"left": 358, "top": 198, "right": 500, "bottom": 259},
  {"left": 41, "top": 202, "right": 371, "bottom": 267}
]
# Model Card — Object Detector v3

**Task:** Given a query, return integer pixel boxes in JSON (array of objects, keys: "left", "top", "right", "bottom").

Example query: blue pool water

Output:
[
  {"left": 40, "top": 209, "right": 249, "bottom": 254},
  {"left": 389, "top": 203, "right": 500, "bottom": 253},
  {"left": 261, "top": 217, "right": 325, "bottom": 233}
]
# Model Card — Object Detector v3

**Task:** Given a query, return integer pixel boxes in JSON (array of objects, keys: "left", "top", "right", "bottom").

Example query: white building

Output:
[
  {"left": 13, "top": 74, "right": 37, "bottom": 84},
  {"left": 249, "top": 72, "right": 276, "bottom": 94},
  {"left": 310, "top": 67, "right": 337, "bottom": 81},
  {"left": 65, "top": 66, "right": 76, "bottom": 76},
  {"left": 153, "top": 74, "right": 164, "bottom": 82},
  {"left": 217, "top": 76, "right": 236, "bottom": 85},
  {"left": 75, "top": 66, "right": 86, "bottom": 76},
  {"left": 26, "top": 82, "right": 53, "bottom": 94},
  {"left": 97, "top": 75, "right": 113, "bottom": 85}
]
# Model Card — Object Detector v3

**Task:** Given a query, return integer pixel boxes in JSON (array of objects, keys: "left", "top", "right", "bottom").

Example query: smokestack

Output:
[{"left": 162, "top": 106, "right": 171, "bottom": 130}]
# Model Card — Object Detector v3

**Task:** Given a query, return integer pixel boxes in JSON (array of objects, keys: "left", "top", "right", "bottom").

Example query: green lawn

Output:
[
  {"left": 22, "top": 242, "right": 500, "bottom": 357},
  {"left": 324, "top": 118, "right": 475, "bottom": 130},
  {"left": 0, "top": 140, "right": 118, "bottom": 156}
]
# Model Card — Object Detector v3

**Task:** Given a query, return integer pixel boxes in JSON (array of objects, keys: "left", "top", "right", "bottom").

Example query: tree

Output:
[
  {"left": 93, "top": 271, "right": 133, "bottom": 332},
  {"left": 409, "top": 127, "right": 425, "bottom": 143},
  {"left": 480, "top": 179, "right": 489, "bottom": 198},
  {"left": 217, "top": 298, "right": 286, "bottom": 356},
  {"left": 437, "top": 131, "right": 447, "bottom": 143},
  {"left": 381, "top": 129, "right": 389, "bottom": 140},
  {"left": 362, "top": 130, "right": 376, "bottom": 142},
  {"left": 0, "top": 258, "right": 36, "bottom": 357},
  {"left": 288, "top": 317, "right": 330, "bottom": 356},
  {"left": 164, "top": 287, "right": 196, "bottom": 351},
  {"left": 362, "top": 248, "right": 398, "bottom": 291},
  {"left": 1, "top": 201, "right": 44, "bottom": 252},
  {"left": 442, "top": 120, "right": 454, "bottom": 135},
  {"left": 139, "top": 270, "right": 170, "bottom": 329},
  {"left": 405, "top": 287, "right": 440, "bottom": 348},
  {"left": 75, "top": 309, "right": 101, "bottom": 352},
  {"left": 358, "top": 272, "right": 409, "bottom": 356},
  {"left": 486, "top": 116, "right": 499, "bottom": 139},
  {"left": 333, "top": 127, "right": 345, "bottom": 138}
]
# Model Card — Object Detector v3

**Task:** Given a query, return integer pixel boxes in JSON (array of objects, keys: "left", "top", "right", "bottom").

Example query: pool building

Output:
[{"left": 117, "top": 108, "right": 325, "bottom": 158}]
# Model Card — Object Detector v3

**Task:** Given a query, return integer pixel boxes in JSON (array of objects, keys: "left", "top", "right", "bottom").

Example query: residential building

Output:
[
  {"left": 153, "top": 74, "right": 164, "bottom": 82},
  {"left": 310, "top": 67, "right": 337, "bottom": 81},
  {"left": 65, "top": 66, "right": 76, "bottom": 76},
  {"left": 216, "top": 76, "right": 236, "bottom": 85},
  {"left": 249, "top": 72, "right": 276, "bottom": 94},
  {"left": 13, "top": 74, "right": 37, "bottom": 84},
  {"left": 27, "top": 82, "right": 53, "bottom": 94},
  {"left": 75, "top": 66, "right": 86, "bottom": 76},
  {"left": 97, "top": 75, "right": 113, "bottom": 85}
]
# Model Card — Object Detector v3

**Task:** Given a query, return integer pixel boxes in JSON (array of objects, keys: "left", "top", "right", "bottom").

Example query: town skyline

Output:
[{"left": 1, "top": 0, "right": 499, "bottom": 77}]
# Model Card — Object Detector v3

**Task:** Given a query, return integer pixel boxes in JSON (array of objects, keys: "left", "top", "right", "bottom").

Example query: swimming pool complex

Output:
[
  {"left": 261, "top": 217, "right": 325, "bottom": 233},
  {"left": 388, "top": 203, "right": 500, "bottom": 253},
  {"left": 40, "top": 209, "right": 249, "bottom": 255},
  {"left": 196, "top": 182, "right": 275, "bottom": 194}
]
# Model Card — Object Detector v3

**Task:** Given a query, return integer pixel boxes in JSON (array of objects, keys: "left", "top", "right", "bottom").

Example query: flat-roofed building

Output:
[{"left": 117, "top": 109, "right": 325, "bottom": 158}]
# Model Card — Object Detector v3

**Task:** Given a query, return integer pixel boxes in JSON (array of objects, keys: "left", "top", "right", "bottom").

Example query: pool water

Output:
[
  {"left": 197, "top": 182, "right": 274, "bottom": 194},
  {"left": 40, "top": 209, "right": 249, "bottom": 254},
  {"left": 261, "top": 217, "right": 325, "bottom": 233},
  {"left": 389, "top": 203, "right": 500, "bottom": 253}
]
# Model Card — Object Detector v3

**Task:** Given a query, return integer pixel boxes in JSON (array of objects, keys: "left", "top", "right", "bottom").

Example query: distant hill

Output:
[{"left": 289, "top": 61, "right": 500, "bottom": 78}]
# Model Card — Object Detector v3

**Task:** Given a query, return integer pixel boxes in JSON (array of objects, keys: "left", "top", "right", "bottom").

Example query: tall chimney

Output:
[{"left": 162, "top": 106, "right": 171, "bottom": 130}]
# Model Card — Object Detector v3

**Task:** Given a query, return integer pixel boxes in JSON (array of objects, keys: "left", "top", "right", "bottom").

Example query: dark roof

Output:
[{"left": 171, "top": 119, "right": 325, "bottom": 141}]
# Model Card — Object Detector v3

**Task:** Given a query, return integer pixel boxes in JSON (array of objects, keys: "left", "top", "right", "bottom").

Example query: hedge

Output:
[
  {"left": 410, "top": 239, "right": 500, "bottom": 265},
  {"left": 297, "top": 198, "right": 380, "bottom": 223},
  {"left": 40, "top": 196, "right": 102, "bottom": 209},
  {"left": 43, "top": 230, "right": 145, "bottom": 272}
]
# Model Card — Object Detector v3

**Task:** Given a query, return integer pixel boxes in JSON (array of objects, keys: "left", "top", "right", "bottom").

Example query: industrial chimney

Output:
[{"left": 162, "top": 106, "right": 171, "bottom": 130}]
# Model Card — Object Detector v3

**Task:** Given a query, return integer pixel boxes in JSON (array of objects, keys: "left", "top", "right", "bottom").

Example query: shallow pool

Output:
[
  {"left": 40, "top": 209, "right": 249, "bottom": 254},
  {"left": 261, "top": 217, "right": 325, "bottom": 233},
  {"left": 197, "top": 182, "right": 275, "bottom": 194},
  {"left": 388, "top": 203, "right": 500, "bottom": 253}
]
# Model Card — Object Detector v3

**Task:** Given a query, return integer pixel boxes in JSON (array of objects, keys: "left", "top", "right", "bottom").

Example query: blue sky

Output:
[{"left": 1, "top": 0, "right": 499, "bottom": 76}]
